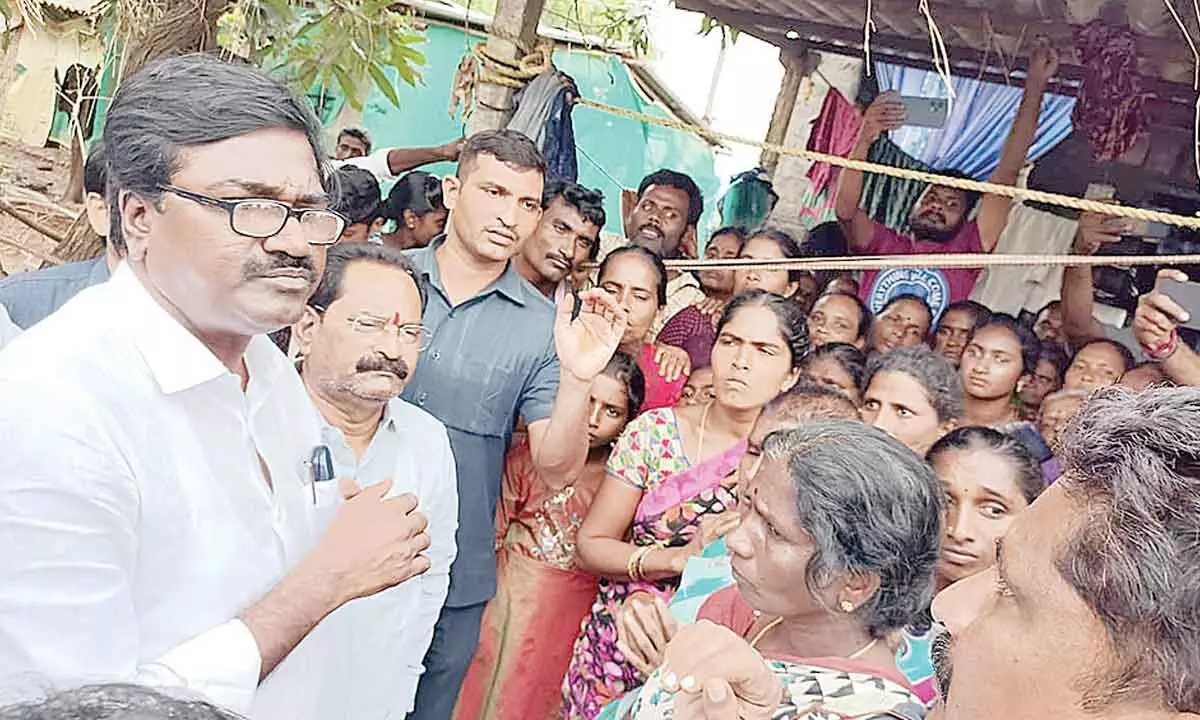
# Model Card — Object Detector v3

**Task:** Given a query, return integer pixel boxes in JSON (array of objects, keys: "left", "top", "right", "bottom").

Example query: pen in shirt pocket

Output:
[{"left": 307, "top": 445, "right": 335, "bottom": 505}]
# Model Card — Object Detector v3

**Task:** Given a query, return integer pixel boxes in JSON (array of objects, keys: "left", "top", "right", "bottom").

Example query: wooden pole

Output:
[
  {"left": 467, "top": 0, "right": 548, "bottom": 134},
  {"left": 761, "top": 50, "right": 805, "bottom": 176}
]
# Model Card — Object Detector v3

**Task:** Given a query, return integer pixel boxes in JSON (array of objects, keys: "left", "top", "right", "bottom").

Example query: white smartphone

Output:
[{"left": 898, "top": 96, "right": 949, "bottom": 129}]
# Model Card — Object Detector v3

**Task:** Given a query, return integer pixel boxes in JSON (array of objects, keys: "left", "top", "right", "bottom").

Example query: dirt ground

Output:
[{"left": 0, "top": 138, "right": 76, "bottom": 277}]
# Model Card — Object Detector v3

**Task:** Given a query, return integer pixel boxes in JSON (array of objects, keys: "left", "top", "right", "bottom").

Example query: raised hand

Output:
[
  {"left": 1026, "top": 37, "right": 1060, "bottom": 86},
  {"left": 860, "top": 92, "right": 906, "bottom": 144},
  {"left": 1134, "top": 269, "right": 1190, "bottom": 351},
  {"left": 1072, "top": 211, "right": 1126, "bottom": 255},
  {"left": 654, "top": 343, "right": 692, "bottom": 383},
  {"left": 555, "top": 288, "right": 629, "bottom": 383}
]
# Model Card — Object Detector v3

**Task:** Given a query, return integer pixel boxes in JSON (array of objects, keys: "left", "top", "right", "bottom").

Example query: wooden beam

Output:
[
  {"left": 674, "top": 2, "right": 1200, "bottom": 106},
  {"left": 761, "top": 50, "right": 807, "bottom": 174}
]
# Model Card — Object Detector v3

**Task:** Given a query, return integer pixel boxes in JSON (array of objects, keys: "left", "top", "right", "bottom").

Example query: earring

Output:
[{"left": 839, "top": 600, "right": 855, "bottom": 613}]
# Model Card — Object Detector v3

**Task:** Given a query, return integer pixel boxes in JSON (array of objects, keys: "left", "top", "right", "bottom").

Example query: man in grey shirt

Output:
[
  {"left": 402, "top": 130, "right": 627, "bottom": 720},
  {"left": 0, "top": 142, "right": 120, "bottom": 329}
]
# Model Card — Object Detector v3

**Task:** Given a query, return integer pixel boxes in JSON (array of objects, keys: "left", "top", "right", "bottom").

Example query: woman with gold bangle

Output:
[{"left": 562, "top": 291, "right": 808, "bottom": 719}]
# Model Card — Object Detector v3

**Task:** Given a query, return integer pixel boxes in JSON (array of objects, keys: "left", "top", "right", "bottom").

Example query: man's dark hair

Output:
[
  {"left": 457, "top": 130, "right": 545, "bottom": 179},
  {"left": 1057, "top": 387, "right": 1200, "bottom": 712},
  {"left": 384, "top": 171, "right": 444, "bottom": 222},
  {"left": 975, "top": 313, "right": 1041, "bottom": 376},
  {"left": 84, "top": 141, "right": 106, "bottom": 196},
  {"left": 931, "top": 168, "right": 982, "bottom": 216},
  {"left": 598, "top": 246, "right": 668, "bottom": 307},
  {"left": 332, "top": 166, "right": 383, "bottom": 226},
  {"left": 543, "top": 181, "right": 606, "bottom": 235},
  {"left": 102, "top": 53, "right": 330, "bottom": 253},
  {"left": 337, "top": 127, "right": 372, "bottom": 154},
  {"left": 764, "top": 421, "right": 943, "bottom": 639},
  {"left": 638, "top": 169, "right": 703, "bottom": 227},
  {"left": 0, "top": 683, "right": 243, "bottom": 719},
  {"left": 309, "top": 242, "right": 426, "bottom": 313}
]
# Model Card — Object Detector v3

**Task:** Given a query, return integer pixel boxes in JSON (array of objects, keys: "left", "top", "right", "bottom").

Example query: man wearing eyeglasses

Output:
[
  {"left": 0, "top": 55, "right": 433, "bottom": 719},
  {"left": 287, "top": 242, "right": 458, "bottom": 719}
]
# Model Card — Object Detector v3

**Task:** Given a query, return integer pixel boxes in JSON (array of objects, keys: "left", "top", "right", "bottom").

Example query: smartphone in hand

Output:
[
  {"left": 1159, "top": 278, "right": 1200, "bottom": 330},
  {"left": 897, "top": 96, "right": 949, "bottom": 129}
]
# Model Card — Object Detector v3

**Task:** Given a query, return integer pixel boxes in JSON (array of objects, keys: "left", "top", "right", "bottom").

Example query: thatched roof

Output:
[{"left": 676, "top": 0, "right": 1200, "bottom": 127}]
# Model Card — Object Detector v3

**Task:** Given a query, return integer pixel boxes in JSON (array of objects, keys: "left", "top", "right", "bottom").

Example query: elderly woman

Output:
[{"left": 604, "top": 420, "right": 942, "bottom": 719}]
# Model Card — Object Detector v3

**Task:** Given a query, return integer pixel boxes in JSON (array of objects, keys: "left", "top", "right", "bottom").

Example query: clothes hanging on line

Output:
[
  {"left": 969, "top": 201, "right": 1079, "bottom": 315},
  {"left": 806, "top": 89, "right": 862, "bottom": 197},
  {"left": 1072, "top": 19, "right": 1149, "bottom": 162},
  {"left": 507, "top": 69, "right": 579, "bottom": 183}
]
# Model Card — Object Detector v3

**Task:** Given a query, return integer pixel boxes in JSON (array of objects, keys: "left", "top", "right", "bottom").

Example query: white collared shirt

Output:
[
  {"left": 0, "top": 304, "right": 20, "bottom": 350},
  {"left": 0, "top": 264, "right": 324, "bottom": 717},
  {"left": 304, "top": 397, "right": 458, "bottom": 719}
]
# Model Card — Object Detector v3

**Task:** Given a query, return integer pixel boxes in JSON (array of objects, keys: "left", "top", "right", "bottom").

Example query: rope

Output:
[
  {"left": 573, "top": 97, "right": 1200, "bottom": 230},
  {"left": 648, "top": 252, "right": 1200, "bottom": 272},
  {"left": 472, "top": 40, "right": 552, "bottom": 89}
]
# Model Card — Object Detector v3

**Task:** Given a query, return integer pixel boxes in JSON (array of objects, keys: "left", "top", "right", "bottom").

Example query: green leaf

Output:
[{"left": 367, "top": 62, "right": 400, "bottom": 107}]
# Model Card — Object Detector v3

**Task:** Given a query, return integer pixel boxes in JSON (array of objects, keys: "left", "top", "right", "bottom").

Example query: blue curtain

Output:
[{"left": 874, "top": 61, "right": 1076, "bottom": 179}]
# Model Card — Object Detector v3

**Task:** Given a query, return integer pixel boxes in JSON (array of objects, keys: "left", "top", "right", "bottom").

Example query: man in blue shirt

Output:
[
  {"left": 0, "top": 142, "right": 120, "bottom": 329},
  {"left": 402, "top": 130, "right": 627, "bottom": 720}
]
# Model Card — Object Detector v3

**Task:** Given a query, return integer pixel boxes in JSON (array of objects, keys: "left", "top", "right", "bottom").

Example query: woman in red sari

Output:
[
  {"left": 598, "top": 247, "right": 691, "bottom": 411},
  {"left": 454, "top": 353, "right": 646, "bottom": 720}
]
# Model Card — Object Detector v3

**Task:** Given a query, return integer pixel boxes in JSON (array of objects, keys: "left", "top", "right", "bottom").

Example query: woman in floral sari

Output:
[
  {"left": 606, "top": 419, "right": 943, "bottom": 720},
  {"left": 562, "top": 291, "right": 809, "bottom": 719},
  {"left": 453, "top": 353, "right": 646, "bottom": 720}
]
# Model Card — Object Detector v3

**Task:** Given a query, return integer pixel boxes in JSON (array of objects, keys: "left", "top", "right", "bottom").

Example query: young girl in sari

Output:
[
  {"left": 562, "top": 290, "right": 808, "bottom": 719},
  {"left": 453, "top": 354, "right": 646, "bottom": 720}
]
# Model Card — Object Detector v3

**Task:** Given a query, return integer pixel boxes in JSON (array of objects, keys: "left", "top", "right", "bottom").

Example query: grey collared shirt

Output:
[
  {"left": 0, "top": 255, "right": 111, "bottom": 329},
  {"left": 403, "top": 236, "right": 559, "bottom": 607}
]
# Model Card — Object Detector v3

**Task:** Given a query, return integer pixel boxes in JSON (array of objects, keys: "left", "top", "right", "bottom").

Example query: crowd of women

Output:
[{"left": 429, "top": 218, "right": 1183, "bottom": 720}]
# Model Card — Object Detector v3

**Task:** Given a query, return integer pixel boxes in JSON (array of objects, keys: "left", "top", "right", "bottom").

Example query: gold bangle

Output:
[
  {"left": 636, "top": 546, "right": 652, "bottom": 581},
  {"left": 627, "top": 546, "right": 649, "bottom": 581}
]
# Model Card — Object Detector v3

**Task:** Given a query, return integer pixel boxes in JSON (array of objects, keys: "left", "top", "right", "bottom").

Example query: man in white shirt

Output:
[
  {"left": 288, "top": 242, "right": 457, "bottom": 718},
  {"left": 0, "top": 54, "right": 431, "bottom": 718},
  {"left": 0, "top": 304, "right": 19, "bottom": 350}
]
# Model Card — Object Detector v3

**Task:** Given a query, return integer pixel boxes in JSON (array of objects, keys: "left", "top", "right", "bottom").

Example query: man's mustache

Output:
[
  {"left": 245, "top": 252, "right": 317, "bottom": 280},
  {"left": 930, "top": 624, "right": 954, "bottom": 701},
  {"left": 637, "top": 223, "right": 664, "bottom": 238},
  {"left": 357, "top": 354, "right": 410, "bottom": 381}
]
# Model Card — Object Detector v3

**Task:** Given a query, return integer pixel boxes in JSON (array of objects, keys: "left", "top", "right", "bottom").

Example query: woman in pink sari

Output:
[
  {"left": 454, "top": 353, "right": 646, "bottom": 720},
  {"left": 562, "top": 290, "right": 810, "bottom": 719}
]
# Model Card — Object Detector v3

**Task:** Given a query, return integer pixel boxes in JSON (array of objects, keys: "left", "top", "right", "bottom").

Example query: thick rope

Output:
[
  {"left": 648, "top": 252, "right": 1200, "bottom": 272},
  {"left": 574, "top": 97, "right": 1200, "bottom": 230}
]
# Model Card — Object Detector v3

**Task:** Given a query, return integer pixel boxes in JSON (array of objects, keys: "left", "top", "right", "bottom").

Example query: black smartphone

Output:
[{"left": 1159, "top": 279, "right": 1200, "bottom": 331}]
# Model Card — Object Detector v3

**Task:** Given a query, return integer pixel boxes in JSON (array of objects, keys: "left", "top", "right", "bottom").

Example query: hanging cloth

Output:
[
  {"left": 1072, "top": 20, "right": 1150, "bottom": 161},
  {"left": 506, "top": 69, "right": 579, "bottom": 183},
  {"left": 806, "top": 89, "right": 863, "bottom": 196}
]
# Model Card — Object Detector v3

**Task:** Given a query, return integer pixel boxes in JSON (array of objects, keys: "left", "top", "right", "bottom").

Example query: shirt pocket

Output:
[{"left": 435, "top": 358, "right": 520, "bottom": 438}]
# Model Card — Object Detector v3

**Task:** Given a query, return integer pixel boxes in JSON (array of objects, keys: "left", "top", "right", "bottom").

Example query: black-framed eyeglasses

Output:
[{"left": 158, "top": 184, "right": 347, "bottom": 246}]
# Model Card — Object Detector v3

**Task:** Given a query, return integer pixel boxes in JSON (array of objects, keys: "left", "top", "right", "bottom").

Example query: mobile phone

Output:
[
  {"left": 898, "top": 96, "right": 948, "bottom": 129},
  {"left": 1159, "top": 279, "right": 1200, "bottom": 330},
  {"left": 1123, "top": 218, "right": 1173, "bottom": 240}
]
